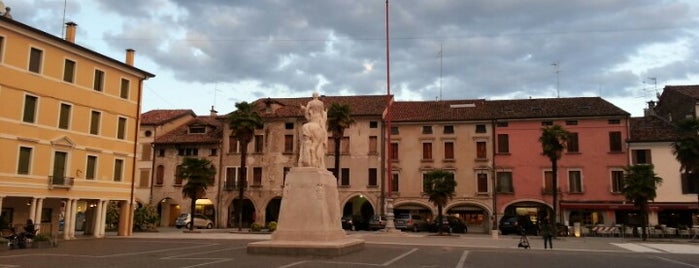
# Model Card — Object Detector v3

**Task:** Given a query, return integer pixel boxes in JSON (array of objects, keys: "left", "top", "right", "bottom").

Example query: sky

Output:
[{"left": 8, "top": 0, "right": 699, "bottom": 116}]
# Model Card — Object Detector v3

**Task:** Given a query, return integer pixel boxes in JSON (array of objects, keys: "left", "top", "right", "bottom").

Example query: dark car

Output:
[
  {"left": 429, "top": 215, "right": 468, "bottom": 234},
  {"left": 368, "top": 215, "right": 387, "bottom": 230},
  {"left": 341, "top": 216, "right": 354, "bottom": 230},
  {"left": 499, "top": 216, "right": 539, "bottom": 235}
]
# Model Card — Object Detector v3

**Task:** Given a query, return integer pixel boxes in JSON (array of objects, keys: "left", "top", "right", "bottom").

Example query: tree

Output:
[
  {"left": 178, "top": 157, "right": 216, "bottom": 231},
  {"left": 538, "top": 124, "right": 570, "bottom": 229},
  {"left": 228, "top": 101, "right": 263, "bottom": 231},
  {"left": 423, "top": 169, "right": 457, "bottom": 235},
  {"left": 622, "top": 164, "right": 662, "bottom": 241},
  {"left": 327, "top": 103, "right": 355, "bottom": 180},
  {"left": 672, "top": 118, "right": 699, "bottom": 212}
]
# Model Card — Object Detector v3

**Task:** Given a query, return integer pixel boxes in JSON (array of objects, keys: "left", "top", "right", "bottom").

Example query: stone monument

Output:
[{"left": 247, "top": 93, "right": 365, "bottom": 256}]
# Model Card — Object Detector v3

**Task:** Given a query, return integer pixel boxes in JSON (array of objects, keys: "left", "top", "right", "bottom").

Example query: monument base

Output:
[
  {"left": 246, "top": 167, "right": 364, "bottom": 256},
  {"left": 247, "top": 238, "right": 365, "bottom": 256}
]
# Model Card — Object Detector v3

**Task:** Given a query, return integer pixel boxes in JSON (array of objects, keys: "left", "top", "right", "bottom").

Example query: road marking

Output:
[
  {"left": 382, "top": 247, "right": 418, "bottom": 266},
  {"left": 641, "top": 243, "right": 699, "bottom": 254},
  {"left": 611, "top": 243, "right": 662, "bottom": 253},
  {"left": 455, "top": 250, "right": 469, "bottom": 268},
  {"left": 277, "top": 261, "right": 309, "bottom": 268}
]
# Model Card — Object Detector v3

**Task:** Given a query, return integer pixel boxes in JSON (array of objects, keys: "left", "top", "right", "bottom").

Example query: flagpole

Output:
[{"left": 383, "top": 0, "right": 397, "bottom": 232}]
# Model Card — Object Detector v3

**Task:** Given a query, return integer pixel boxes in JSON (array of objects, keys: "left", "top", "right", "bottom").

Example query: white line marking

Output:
[
  {"left": 277, "top": 260, "right": 309, "bottom": 268},
  {"left": 641, "top": 243, "right": 699, "bottom": 254},
  {"left": 455, "top": 250, "right": 469, "bottom": 268},
  {"left": 382, "top": 248, "right": 418, "bottom": 266},
  {"left": 611, "top": 243, "right": 661, "bottom": 253}
]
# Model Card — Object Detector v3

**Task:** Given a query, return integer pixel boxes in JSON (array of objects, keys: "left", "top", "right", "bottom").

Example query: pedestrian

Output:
[{"left": 541, "top": 219, "right": 553, "bottom": 249}]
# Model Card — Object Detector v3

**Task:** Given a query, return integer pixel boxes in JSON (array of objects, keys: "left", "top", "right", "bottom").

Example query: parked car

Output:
[
  {"left": 368, "top": 215, "right": 387, "bottom": 230},
  {"left": 394, "top": 214, "right": 428, "bottom": 232},
  {"left": 429, "top": 215, "right": 468, "bottom": 234},
  {"left": 341, "top": 216, "right": 354, "bottom": 230},
  {"left": 175, "top": 213, "right": 213, "bottom": 229},
  {"left": 499, "top": 216, "right": 538, "bottom": 235}
]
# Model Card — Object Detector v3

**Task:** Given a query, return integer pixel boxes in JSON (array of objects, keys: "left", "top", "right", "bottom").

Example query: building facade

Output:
[{"left": 0, "top": 17, "right": 153, "bottom": 238}]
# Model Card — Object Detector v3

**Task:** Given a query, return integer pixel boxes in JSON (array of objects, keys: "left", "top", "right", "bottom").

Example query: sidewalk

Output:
[{"left": 123, "top": 228, "right": 697, "bottom": 252}]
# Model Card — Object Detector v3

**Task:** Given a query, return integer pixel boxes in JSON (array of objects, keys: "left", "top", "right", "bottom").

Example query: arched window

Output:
[{"left": 156, "top": 165, "right": 164, "bottom": 185}]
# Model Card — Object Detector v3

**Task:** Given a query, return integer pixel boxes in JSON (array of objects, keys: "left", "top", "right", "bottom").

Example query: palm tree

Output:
[
  {"left": 326, "top": 103, "right": 355, "bottom": 180},
  {"left": 672, "top": 118, "right": 699, "bottom": 211},
  {"left": 228, "top": 101, "right": 263, "bottom": 231},
  {"left": 622, "top": 164, "right": 662, "bottom": 241},
  {"left": 538, "top": 124, "right": 570, "bottom": 229},
  {"left": 178, "top": 157, "right": 216, "bottom": 231},
  {"left": 423, "top": 169, "right": 457, "bottom": 235}
]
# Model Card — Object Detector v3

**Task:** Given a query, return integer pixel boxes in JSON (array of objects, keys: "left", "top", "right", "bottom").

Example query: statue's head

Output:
[{"left": 312, "top": 92, "right": 319, "bottom": 99}]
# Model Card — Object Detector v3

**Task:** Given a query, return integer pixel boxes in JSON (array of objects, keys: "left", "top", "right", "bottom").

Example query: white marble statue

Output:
[{"left": 299, "top": 92, "right": 327, "bottom": 169}]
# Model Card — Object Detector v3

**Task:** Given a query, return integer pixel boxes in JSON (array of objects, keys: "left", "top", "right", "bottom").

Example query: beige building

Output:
[{"left": 0, "top": 16, "right": 153, "bottom": 238}]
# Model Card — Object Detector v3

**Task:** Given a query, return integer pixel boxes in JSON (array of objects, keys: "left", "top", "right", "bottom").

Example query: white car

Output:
[{"left": 175, "top": 213, "right": 213, "bottom": 229}]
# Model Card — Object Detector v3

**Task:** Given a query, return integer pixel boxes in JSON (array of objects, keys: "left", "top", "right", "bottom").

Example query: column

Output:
[
  {"left": 28, "top": 198, "right": 37, "bottom": 223},
  {"left": 69, "top": 199, "right": 78, "bottom": 239},
  {"left": 34, "top": 198, "right": 44, "bottom": 228},
  {"left": 98, "top": 200, "right": 108, "bottom": 237},
  {"left": 118, "top": 200, "right": 131, "bottom": 236},
  {"left": 63, "top": 199, "right": 73, "bottom": 240},
  {"left": 93, "top": 200, "right": 103, "bottom": 238},
  {"left": 0, "top": 196, "right": 4, "bottom": 217}
]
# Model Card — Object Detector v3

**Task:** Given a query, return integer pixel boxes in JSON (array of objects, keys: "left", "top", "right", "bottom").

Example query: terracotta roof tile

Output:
[
  {"left": 141, "top": 109, "right": 196, "bottom": 125},
  {"left": 629, "top": 116, "right": 680, "bottom": 142},
  {"left": 154, "top": 116, "right": 223, "bottom": 145},
  {"left": 487, "top": 97, "right": 629, "bottom": 119},
  {"left": 662, "top": 85, "right": 699, "bottom": 99},
  {"left": 392, "top": 99, "right": 490, "bottom": 122}
]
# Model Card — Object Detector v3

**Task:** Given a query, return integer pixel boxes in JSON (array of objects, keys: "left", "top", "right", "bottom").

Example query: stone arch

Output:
[
  {"left": 340, "top": 193, "right": 376, "bottom": 231},
  {"left": 393, "top": 200, "right": 435, "bottom": 217},
  {"left": 445, "top": 201, "right": 491, "bottom": 234}
]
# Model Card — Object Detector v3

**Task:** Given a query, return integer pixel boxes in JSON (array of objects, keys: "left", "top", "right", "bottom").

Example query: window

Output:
[
  {"left": 17, "top": 147, "right": 32, "bottom": 175},
  {"left": 496, "top": 172, "right": 513, "bottom": 193},
  {"left": 63, "top": 59, "right": 75, "bottom": 83},
  {"left": 369, "top": 121, "right": 378, "bottom": 128},
  {"left": 390, "top": 126, "right": 399, "bottom": 135},
  {"left": 632, "top": 149, "right": 652, "bottom": 164},
  {"left": 23, "top": 95, "right": 38, "bottom": 123},
  {"left": 476, "top": 141, "right": 487, "bottom": 159},
  {"left": 52, "top": 151, "right": 67, "bottom": 180},
  {"left": 566, "top": 120, "right": 578, "bottom": 125},
  {"left": 177, "top": 148, "right": 198, "bottom": 156},
  {"left": 341, "top": 137, "right": 350, "bottom": 154},
  {"left": 225, "top": 167, "right": 239, "bottom": 189},
  {"left": 139, "top": 169, "right": 150, "bottom": 187},
  {"left": 681, "top": 173, "right": 699, "bottom": 194},
  {"left": 93, "top": 69, "right": 104, "bottom": 91},
  {"left": 611, "top": 170, "right": 624, "bottom": 193},
  {"left": 254, "top": 135, "right": 263, "bottom": 153},
  {"left": 114, "top": 159, "right": 124, "bottom": 182},
  {"left": 567, "top": 132, "right": 579, "bottom": 153},
  {"left": 58, "top": 103, "right": 71, "bottom": 129},
  {"left": 117, "top": 117, "right": 127, "bottom": 140},
  {"left": 210, "top": 148, "right": 217, "bottom": 156},
  {"left": 390, "top": 142, "right": 399, "bottom": 160},
  {"left": 327, "top": 138, "right": 336, "bottom": 155},
  {"left": 475, "top": 124, "right": 487, "bottom": 133},
  {"left": 189, "top": 126, "right": 206, "bottom": 134},
  {"left": 156, "top": 165, "right": 164, "bottom": 185},
  {"left": 120, "top": 78, "right": 130, "bottom": 99},
  {"left": 29, "top": 48, "right": 42, "bottom": 73},
  {"left": 368, "top": 168, "right": 377, "bottom": 186},
  {"left": 608, "top": 119, "right": 621, "bottom": 125},
  {"left": 391, "top": 172, "right": 399, "bottom": 192},
  {"left": 340, "top": 168, "right": 350, "bottom": 186},
  {"left": 422, "top": 142, "right": 433, "bottom": 160},
  {"left": 175, "top": 165, "right": 184, "bottom": 185},
  {"left": 609, "top": 131, "right": 622, "bottom": 152},
  {"left": 229, "top": 136, "right": 239, "bottom": 153},
  {"left": 253, "top": 167, "right": 262, "bottom": 186},
  {"left": 497, "top": 134, "right": 509, "bottom": 153},
  {"left": 84, "top": 155, "right": 97, "bottom": 180},
  {"left": 443, "top": 125, "right": 454, "bottom": 134},
  {"left": 477, "top": 173, "right": 488, "bottom": 193},
  {"left": 285, "top": 122, "right": 294, "bottom": 129},
  {"left": 369, "top": 136, "right": 378, "bottom": 154},
  {"left": 541, "top": 121, "right": 553, "bottom": 126},
  {"left": 283, "top": 167, "right": 290, "bottom": 186},
  {"left": 0, "top": 36, "right": 4, "bottom": 62},
  {"left": 444, "top": 141, "right": 454, "bottom": 159},
  {"left": 544, "top": 171, "right": 554, "bottom": 194},
  {"left": 141, "top": 144, "right": 151, "bottom": 160},
  {"left": 422, "top": 126, "right": 433, "bottom": 134},
  {"left": 158, "top": 149, "right": 165, "bottom": 157},
  {"left": 568, "top": 170, "right": 582, "bottom": 193},
  {"left": 90, "top": 111, "right": 101, "bottom": 135}
]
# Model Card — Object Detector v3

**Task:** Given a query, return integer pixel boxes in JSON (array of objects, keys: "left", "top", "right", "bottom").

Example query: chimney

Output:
[
  {"left": 210, "top": 106, "right": 218, "bottom": 118},
  {"left": 65, "top": 22, "right": 77, "bottom": 43},
  {"left": 125, "top": 49, "right": 135, "bottom": 66}
]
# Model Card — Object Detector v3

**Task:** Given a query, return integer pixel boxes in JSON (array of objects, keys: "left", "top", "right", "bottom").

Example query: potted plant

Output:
[{"left": 31, "top": 233, "right": 54, "bottom": 248}]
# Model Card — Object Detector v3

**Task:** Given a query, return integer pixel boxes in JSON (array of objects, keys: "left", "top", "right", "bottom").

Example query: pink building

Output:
[{"left": 490, "top": 97, "right": 629, "bottom": 231}]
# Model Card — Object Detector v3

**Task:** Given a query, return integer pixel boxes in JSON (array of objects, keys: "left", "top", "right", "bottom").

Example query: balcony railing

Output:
[{"left": 49, "top": 176, "right": 74, "bottom": 189}]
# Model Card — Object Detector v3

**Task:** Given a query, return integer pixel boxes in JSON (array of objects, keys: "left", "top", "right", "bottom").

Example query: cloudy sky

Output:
[{"left": 9, "top": 0, "right": 699, "bottom": 116}]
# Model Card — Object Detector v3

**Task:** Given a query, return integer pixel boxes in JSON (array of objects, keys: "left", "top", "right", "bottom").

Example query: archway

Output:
[
  {"left": 156, "top": 197, "right": 180, "bottom": 227},
  {"left": 502, "top": 201, "right": 552, "bottom": 228},
  {"left": 447, "top": 203, "right": 488, "bottom": 233},
  {"left": 265, "top": 197, "right": 282, "bottom": 224},
  {"left": 229, "top": 199, "right": 255, "bottom": 228},
  {"left": 342, "top": 195, "right": 375, "bottom": 230},
  {"left": 195, "top": 198, "right": 215, "bottom": 224},
  {"left": 394, "top": 202, "right": 432, "bottom": 220}
]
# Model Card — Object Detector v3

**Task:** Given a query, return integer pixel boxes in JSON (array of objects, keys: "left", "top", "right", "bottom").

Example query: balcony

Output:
[{"left": 49, "top": 176, "right": 74, "bottom": 189}]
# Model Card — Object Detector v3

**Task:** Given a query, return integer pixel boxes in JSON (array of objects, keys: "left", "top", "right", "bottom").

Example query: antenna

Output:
[
  {"left": 61, "top": 0, "right": 67, "bottom": 38},
  {"left": 647, "top": 77, "right": 658, "bottom": 97},
  {"left": 438, "top": 42, "right": 443, "bottom": 101},
  {"left": 551, "top": 61, "right": 560, "bottom": 98}
]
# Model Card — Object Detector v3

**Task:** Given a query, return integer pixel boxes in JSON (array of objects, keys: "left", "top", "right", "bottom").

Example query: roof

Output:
[
  {"left": 154, "top": 116, "right": 223, "bottom": 145},
  {"left": 392, "top": 99, "right": 490, "bottom": 122},
  {"left": 251, "top": 95, "right": 391, "bottom": 118},
  {"left": 662, "top": 85, "right": 699, "bottom": 100},
  {"left": 0, "top": 16, "right": 154, "bottom": 78},
  {"left": 487, "top": 97, "right": 629, "bottom": 119},
  {"left": 141, "top": 110, "right": 196, "bottom": 125},
  {"left": 629, "top": 116, "right": 680, "bottom": 142}
]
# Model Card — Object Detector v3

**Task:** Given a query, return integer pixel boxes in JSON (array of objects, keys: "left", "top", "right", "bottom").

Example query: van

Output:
[{"left": 394, "top": 214, "right": 427, "bottom": 232}]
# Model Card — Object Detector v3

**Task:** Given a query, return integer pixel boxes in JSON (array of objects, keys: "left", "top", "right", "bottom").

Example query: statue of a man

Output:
[{"left": 299, "top": 92, "right": 327, "bottom": 169}]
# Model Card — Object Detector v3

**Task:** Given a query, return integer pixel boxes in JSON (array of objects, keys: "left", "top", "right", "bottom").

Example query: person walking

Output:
[{"left": 541, "top": 219, "right": 553, "bottom": 249}]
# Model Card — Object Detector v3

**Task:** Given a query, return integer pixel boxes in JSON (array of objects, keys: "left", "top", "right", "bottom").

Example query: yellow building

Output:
[{"left": 0, "top": 16, "right": 154, "bottom": 239}]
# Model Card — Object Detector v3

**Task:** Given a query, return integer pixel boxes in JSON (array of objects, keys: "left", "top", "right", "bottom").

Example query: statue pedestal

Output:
[{"left": 247, "top": 167, "right": 364, "bottom": 256}]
